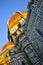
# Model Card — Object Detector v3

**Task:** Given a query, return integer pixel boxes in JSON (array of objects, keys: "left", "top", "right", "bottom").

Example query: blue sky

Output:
[{"left": 0, "top": 0, "right": 29, "bottom": 51}]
